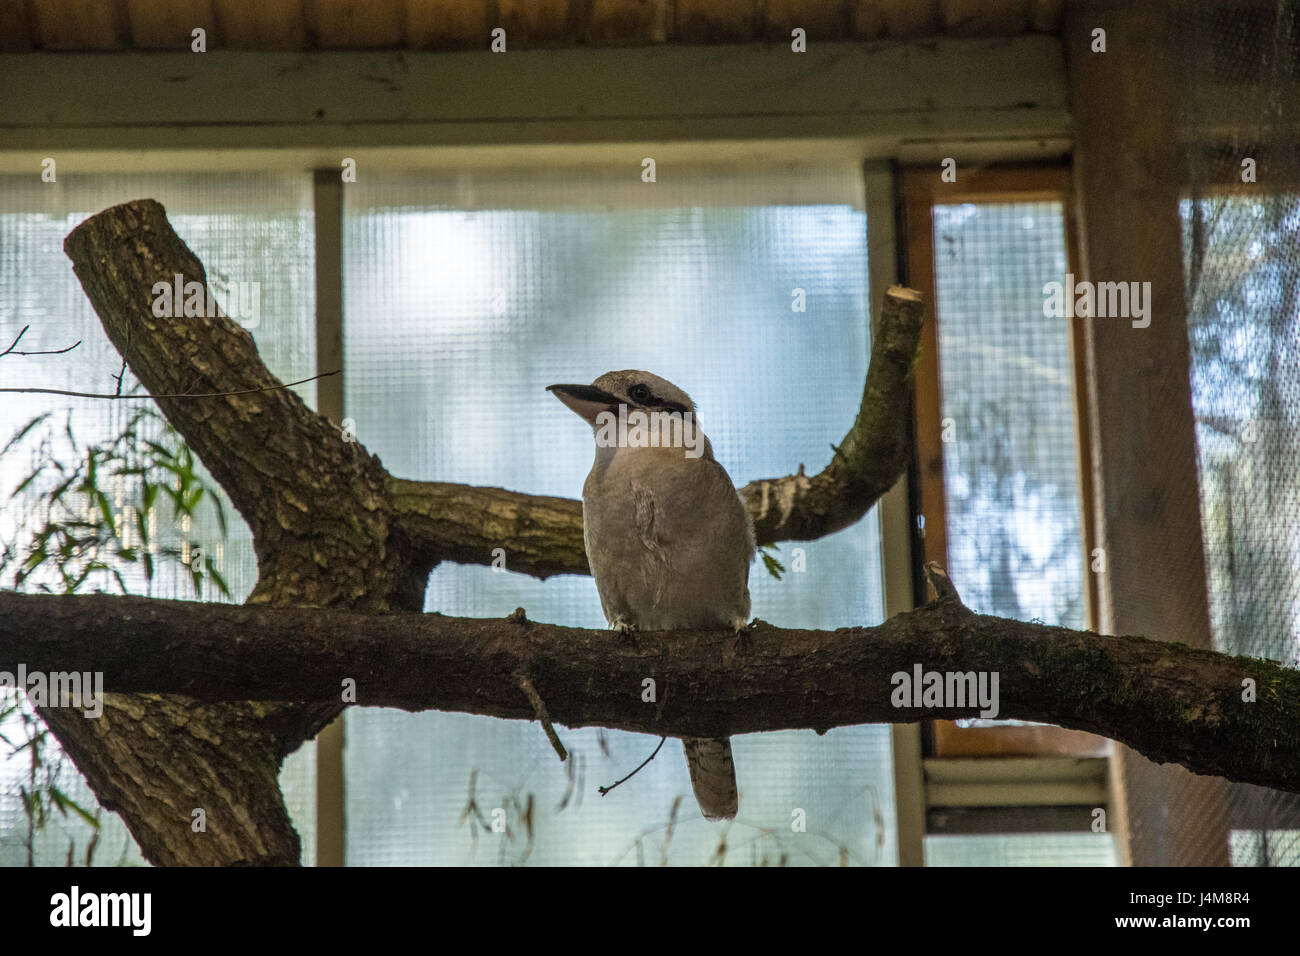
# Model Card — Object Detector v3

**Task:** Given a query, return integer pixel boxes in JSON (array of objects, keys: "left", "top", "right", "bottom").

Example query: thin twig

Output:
[
  {"left": 599, "top": 736, "right": 667, "bottom": 797},
  {"left": 0, "top": 325, "right": 81, "bottom": 357},
  {"left": 517, "top": 672, "right": 567, "bottom": 762},
  {"left": 110, "top": 356, "right": 128, "bottom": 397},
  {"left": 0, "top": 370, "right": 340, "bottom": 401}
]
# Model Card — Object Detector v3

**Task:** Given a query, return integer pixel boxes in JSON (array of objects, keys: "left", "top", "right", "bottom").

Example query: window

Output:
[
  {"left": 0, "top": 161, "right": 902, "bottom": 866},
  {"left": 0, "top": 173, "right": 317, "bottom": 865},
  {"left": 339, "top": 164, "right": 894, "bottom": 865}
]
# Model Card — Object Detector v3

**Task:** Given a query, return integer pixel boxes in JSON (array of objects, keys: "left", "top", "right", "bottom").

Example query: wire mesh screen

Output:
[
  {"left": 1175, "top": 0, "right": 1300, "bottom": 868},
  {"left": 931, "top": 201, "right": 1085, "bottom": 629},
  {"left": 1103, "top": 0, "right": 1300, "bottom": 867}
]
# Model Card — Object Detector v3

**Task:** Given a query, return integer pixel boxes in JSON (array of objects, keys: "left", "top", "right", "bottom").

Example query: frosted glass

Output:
[
  {"left": 342, "top": 165, "right": 893, "bottom": 865},
  {"left": 0, "top": 174, "right": 316, "bottom": 865},
  {"left": 926, "top": 833, "right": 1117, "bottom": 866}
]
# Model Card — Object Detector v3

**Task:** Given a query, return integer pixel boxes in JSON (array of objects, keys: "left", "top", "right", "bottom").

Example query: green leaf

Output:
[
  {"left": 0, "top": 413, "right": 51, "bottom": 458},
  {"left": 211, "top": 493, "right": 228, "bottom": 537},
  {"left": 10, "top": 465, "right": 43, "bottom": 498},
  {"left": 94, "top": 491, "right": 116, "bottom": 536},
  {"left": 141, "top": 481, "right": 159, "bottom": 516},
  {"left": 206, "top": 559, "right": 231, "bottom": 598},
  {"left": 761, "top": 551, "right": 785, "bottom": 580},
  {"left": 49, "top": 788, "right": 101, "bottom": 829}
]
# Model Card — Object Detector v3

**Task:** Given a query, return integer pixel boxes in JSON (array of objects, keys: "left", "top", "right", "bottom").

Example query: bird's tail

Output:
[{"left": 682, "top": 736, "right": 739, "bottom": 821}]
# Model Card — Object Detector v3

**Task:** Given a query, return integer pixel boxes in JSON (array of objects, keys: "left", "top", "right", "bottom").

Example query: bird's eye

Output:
[{"left": 628, "top": 384, "right": 652, "bottom": 403}]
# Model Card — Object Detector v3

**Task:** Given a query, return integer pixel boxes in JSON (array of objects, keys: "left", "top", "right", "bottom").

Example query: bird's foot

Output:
[
  {"left": 730, "top": 616, "right": 756, "bottom": 654},
  {"left": 610, "top": 617, "right": 638, "bottom": 649}
]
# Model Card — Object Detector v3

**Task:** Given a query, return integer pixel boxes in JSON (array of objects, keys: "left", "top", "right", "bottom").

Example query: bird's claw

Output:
[
  {"left": 611, "top": 617, "right": 638, "bottom": 648},
  {"left": 731, "top": 617, "right": 756, "bottom": 654}
]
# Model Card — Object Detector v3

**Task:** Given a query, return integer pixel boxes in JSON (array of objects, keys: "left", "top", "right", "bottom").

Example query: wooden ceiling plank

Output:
[
  {"left": 671, "top": 0, "right": 760, "bottom": 44},
  {"left": 763, "top": 0, "right": 850, "bottom": 42},
  {"left": 405, "top": 0, "right": 489, "bottom": 50},
  {"left": 588, "top": 0, "right": 669, "bottom": 45},
  {"left": 210, "top": 0, "right": 306, "bottom": 50},
  {"left": 128, "top": 0, "right": 216, "bottom": 49},
  {"left": 497, "top": 0, "right": 575, "bottom": 46},
  {"left": 875, "top": 0, "right": 940, "bottom": 38},
  {"left": 1030, "top": 0, "right": 1063, "bottom": 33},
  {"left": 309, "top": 0, "right": 404, "bottom": 49},
  {"left": 941, "top": 0, "right": 1030, "bottom": 36},
  {"left": 0, "top": 1, "right": 37, "bottom": 51},
  {"left": 32, "top": 0, "right": 130, "bottom": 49},
  {"left": 848, "top": 0, "right": 887, "bottom": 40}
]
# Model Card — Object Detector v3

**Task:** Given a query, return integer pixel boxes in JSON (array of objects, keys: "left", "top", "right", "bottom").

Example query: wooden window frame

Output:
[{"left": 901, "top": 162, "right": 1106, "bottom": 759}]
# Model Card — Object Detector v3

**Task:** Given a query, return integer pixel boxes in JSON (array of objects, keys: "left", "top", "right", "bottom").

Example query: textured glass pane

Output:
[
  {"left": 926, "top": 833, "right": 1117, "bottom": 866},
  {"left": 343, "top": 165, "right": 892, "bottom": 865},
  {"left": 0, "top": 174, "right": 316, "bottom": 865},
  {"left": 931, "top": 201, "right": 1084, "bottom": 629}
]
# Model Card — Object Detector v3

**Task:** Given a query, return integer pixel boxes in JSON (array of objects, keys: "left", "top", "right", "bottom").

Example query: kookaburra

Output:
[{"left": 549, "top": 370, "right": 754, "bottom": 821}]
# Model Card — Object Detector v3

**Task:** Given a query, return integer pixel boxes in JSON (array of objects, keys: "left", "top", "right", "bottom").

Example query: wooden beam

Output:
[
  {"left": 0, "top": 38, "right": 1069, "bottom": 154},
  {"left": 1066, "top": 0, "right": 1230, "bottom": 867},
  {"left": 312, "top": 167, "right": 347, "bottom": 867}
]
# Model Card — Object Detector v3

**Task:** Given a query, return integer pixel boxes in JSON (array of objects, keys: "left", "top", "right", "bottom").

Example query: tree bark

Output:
[
  {"left": 3, "top": 578, "right": 1298, "bottom": 794},
  {"left": 31, "top": 198, "right": 926, "bottom": 865}
]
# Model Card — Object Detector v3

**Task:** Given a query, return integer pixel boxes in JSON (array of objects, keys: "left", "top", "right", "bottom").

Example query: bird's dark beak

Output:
[{"left": 547, "top": 384, "right": 621, "bottom": 425}]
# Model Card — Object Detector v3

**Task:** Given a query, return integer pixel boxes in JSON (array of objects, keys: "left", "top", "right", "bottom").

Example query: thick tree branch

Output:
[
  {"left": 3, "top": 588, "right": 1297, "bottom": 795},
  {"left": 47, "top": 198, "right": 436, "bottom": 865},
  {"left": 388, "top": 478, "right": 587, "bottom": 578},
  {"left": 63, "top": 201, "right": 420, "bottom": 612}
]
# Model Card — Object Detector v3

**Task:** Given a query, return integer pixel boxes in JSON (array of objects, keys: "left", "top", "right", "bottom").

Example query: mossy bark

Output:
[{"left": 5, "top": 585, "right": 1299, "bottom": 793}]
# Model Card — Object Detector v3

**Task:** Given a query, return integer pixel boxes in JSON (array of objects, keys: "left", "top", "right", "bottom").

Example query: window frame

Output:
[{"left": 900, "top": 162, "right": 1105, "bottom": 759}]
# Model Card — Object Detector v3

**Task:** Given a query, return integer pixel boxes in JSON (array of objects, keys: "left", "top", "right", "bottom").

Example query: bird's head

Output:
[
  {"left": 547, "top": 370, "right": 709, "bottom": 459},
  {"left": 547, "top": 370, "right": 696, "bottom": 424}
]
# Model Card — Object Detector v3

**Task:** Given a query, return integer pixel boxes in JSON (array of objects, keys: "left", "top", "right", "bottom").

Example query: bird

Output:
[{"left": 548, "top": 370, "right": 754, "bottom": 821}]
